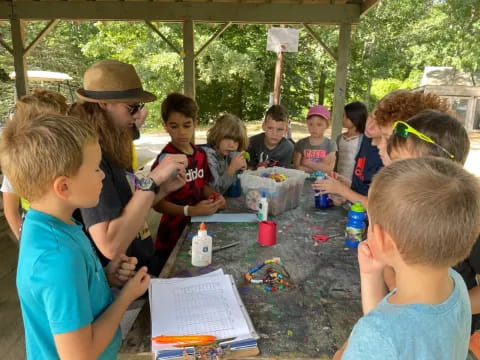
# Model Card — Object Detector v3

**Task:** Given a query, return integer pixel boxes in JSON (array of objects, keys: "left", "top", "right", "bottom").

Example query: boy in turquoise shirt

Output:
[{"left": 0, "top": 114, "right": 154, "bottom": 359}]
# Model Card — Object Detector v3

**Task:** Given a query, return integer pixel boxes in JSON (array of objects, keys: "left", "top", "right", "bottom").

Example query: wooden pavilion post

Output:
[
  {"left": 182, "top": 19, "right": 195, "bottom": 100},
  {"left": 10, "top": 17, "right": 28, "bottom": 98},
  {"left": 331, "top": 23, "right": 352, "bottom": 140}
]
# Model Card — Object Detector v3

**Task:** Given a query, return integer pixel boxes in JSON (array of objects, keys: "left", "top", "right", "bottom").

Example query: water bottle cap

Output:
[
  {"left": 351, "top": 201, "right": 365, "bottom": 213},
  {"left": 262, "top": 192, "right": 266, "bottom": 198}
]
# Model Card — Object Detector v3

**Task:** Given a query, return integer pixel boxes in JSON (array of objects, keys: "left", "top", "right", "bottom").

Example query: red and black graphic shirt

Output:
[{"left": 151, "top": 143, "right": 212, "bottom": 253}]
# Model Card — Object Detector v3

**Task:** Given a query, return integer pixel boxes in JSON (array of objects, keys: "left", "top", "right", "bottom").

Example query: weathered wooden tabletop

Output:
[{"left": 120, "top": 180, "right": 362, "bottom": 359}]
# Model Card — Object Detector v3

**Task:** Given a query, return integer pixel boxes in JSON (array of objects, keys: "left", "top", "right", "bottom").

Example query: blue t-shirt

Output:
[
  {"left": 350, "top": 136, "right": 383, "bottom": 196},
  {"left": 17, "top": 209, "right": 121, "bottom": 360},
  {"left": 343, "top": 269, "right": 471, "bottom": 360}
]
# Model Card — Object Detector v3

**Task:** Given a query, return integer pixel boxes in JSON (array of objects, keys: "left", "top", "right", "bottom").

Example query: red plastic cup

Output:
[{"left": 258, "top": 221, "right": 277, "bottom": 246}]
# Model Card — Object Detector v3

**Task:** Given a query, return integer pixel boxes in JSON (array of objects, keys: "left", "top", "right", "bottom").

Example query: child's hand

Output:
[
  {"left": 358, "top": 240, "right": 385, "bottom": 275},
  {"left": 213, "top": 194, "right": 226, "bottom": 209},
  {"left": 329, "top": 193, "right": 346, "bottom": 206},
  {"left": 190, "top": 199, "right": 219, "bottom": 216},
  {"left": 332, "top": 172, "right": 352, "bottom": 188},
  {"left": 105, "top": 254, "right": 138, "bottom": 287},
  {"left": 121, "top": 266, "right": 150, "bottom": 302},
  {"left": 312, "top": 176, "right": 346, "bottom": 196},
  {"left": 150, "top": 154, "right": 187, "bottom": 184},
  {"left": 228, "top": 152, "right": 247, "bottom": 173}
]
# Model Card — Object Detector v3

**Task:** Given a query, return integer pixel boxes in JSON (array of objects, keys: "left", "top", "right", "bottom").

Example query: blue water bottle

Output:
[
  {"left": 345, "top": 202, "right": 367, "bottom": 248},
  {"left": 314, "top": 171, "right": 331, "bottom": 209}
]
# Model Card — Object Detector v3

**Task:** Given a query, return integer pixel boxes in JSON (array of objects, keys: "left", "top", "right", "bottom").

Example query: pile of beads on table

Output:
[
  {"left": 244, "top": 258, "right": 290, "bottom": 292},
  {"left": 261, "top": 172, "right": 287, "bottom": 182}
]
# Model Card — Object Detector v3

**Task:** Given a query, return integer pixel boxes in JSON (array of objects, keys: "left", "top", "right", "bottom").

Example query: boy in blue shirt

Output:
[
  {"left": 0, "top": 114, "right": 151, "bottom": 359},
  {"left": 338, "top": 157, "right": 479, "bottom": 360}
]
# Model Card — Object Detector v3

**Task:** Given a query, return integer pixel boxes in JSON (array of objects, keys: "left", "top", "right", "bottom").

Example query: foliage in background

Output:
[{"left": 0, "top": 0, "right": 478, "bottom": 124}]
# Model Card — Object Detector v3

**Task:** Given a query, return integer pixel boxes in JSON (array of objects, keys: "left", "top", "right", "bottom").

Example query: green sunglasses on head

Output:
[{"left": 392, "top": 121, "right": 454, "bottom": 159}]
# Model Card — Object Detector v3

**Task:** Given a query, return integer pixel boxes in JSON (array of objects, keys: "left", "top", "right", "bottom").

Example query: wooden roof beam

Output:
[{"left": 2, "top": 3, "right": 360, "bottom": 24}]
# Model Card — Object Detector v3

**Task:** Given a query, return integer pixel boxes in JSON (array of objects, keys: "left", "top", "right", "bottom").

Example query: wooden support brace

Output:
[
  {"left": 24, "top": 19, "right": 59, "bottom": 57},
  {"left": 302, "top": 23, "right": 337, "bottom": 62},
  {"left": 144, "top": 21, "right": 181, "bottom": 55},
  {"left": 194, "top": 22, "right": 231, "bottom": 59},
  {"left": 0, "top": 37, "right": 13, "bottom": 54}
]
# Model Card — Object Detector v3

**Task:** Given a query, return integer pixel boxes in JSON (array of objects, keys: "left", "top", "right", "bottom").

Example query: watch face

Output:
[{"left": 139, "top": 177, "right": 154, "bottom": 190}]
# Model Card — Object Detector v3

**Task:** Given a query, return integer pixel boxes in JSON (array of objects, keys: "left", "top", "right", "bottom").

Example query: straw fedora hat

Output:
[{"left": 76, "top": 60, "right": 157, "bottom": 104}]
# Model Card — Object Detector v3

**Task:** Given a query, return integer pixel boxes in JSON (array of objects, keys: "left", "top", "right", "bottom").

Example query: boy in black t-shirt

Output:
[{"left": 247, "top": 104, "right": 294, "bottom": 169}]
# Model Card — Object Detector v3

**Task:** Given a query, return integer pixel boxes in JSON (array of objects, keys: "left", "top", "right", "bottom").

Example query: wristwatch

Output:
[{"left": 137, "top": 177, "right": 159, "bottom": 193}]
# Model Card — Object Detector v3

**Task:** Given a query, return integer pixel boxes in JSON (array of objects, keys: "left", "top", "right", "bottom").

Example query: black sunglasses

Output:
[{"left": 127, "top": 103, "right": 144, "bottom": 116}]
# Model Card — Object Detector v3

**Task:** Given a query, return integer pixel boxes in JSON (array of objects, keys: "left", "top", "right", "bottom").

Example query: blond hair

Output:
[
  {"left": 369, "top": 157, "right": 480, "bottom": 267},
  {"left": 206, "top": 114, "right": 249, "bottom": 151},
  {"left": 11, "top": 89, "right": 68, "bottom": 123},
  {"left": 69, "top": 102, "right": 132, "bottom": 169},
  {"left": 0, "top": 114, "right": 98, "bottom": 202}
]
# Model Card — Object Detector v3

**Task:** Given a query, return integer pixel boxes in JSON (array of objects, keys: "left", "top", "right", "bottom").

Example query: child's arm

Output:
[
  {"left": 357, "top": 241, "right": 387, "bottom": 315},
  {"left": 153, "top": 191, "right": 224, "bottom": 217},
  {"left": 53, "top": 267, "right": 150, "bottom": 360},
  {"left": 302, "top": 152, "right": 336, "bottom": 173},
  {"left": 470, "top": 285, "right": 480, "bottom": 314},
  {"left": 3, "top": 192, "right": 22, "bottom": 240},
  {"left": 293, "top": 152, "right": 312, "bottom": 172},
  {"left": 313, "top": 175, "right": 368, "bottom": 208}
]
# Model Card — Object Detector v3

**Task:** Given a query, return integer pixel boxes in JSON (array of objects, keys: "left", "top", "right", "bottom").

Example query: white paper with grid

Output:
[{"left": 149, "top": 271, "right": 255, "bottom": 352}]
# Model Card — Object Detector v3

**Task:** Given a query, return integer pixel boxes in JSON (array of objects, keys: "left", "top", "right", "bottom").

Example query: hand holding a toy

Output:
[
  {"left": 228, "top": 151, "right": 248, "bottom": 175},
  {"left": 189, "top": 200, "right": 218, "bottom": 216},
  {"left": 208, "top": 192, "right": 226, "bottom": 210},
  {"left": 155, "top": 172, "right": 187, "bottom": 202},
  {"left": 312, "top": 175, "right": 347, "bottom": 196},
  {"left": 150, "top": 154, "right": 187, "bottom": 185}
]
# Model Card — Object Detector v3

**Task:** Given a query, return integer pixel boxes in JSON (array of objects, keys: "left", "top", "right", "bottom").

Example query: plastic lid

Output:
[
  {"left": 261, "top": 192, "right": 266, "bottom": 198},
  {"left": 200, "top": 222, "right": 206, "bottom": 231},
  {"left": 351, "top": 201, "right": 365, "bottom": 212}
]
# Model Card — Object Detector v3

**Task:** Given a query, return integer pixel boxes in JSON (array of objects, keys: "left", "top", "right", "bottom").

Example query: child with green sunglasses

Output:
[{"left": 387, "top": 110, "right": 469, "bottom": 164}]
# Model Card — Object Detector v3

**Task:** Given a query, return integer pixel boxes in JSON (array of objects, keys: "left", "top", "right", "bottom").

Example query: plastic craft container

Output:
[{"left": 238, "top": 167, "right": 308, "bottom": 216}]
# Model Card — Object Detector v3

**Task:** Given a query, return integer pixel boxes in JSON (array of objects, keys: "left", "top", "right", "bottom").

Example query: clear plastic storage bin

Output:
[{"left": 238, "top": 167, "right": 308, "bottom": 216}]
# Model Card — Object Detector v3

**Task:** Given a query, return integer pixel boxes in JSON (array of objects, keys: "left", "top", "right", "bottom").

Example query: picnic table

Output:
[{"left": 120, "top": 180, "right": 363, "bottom": 359}]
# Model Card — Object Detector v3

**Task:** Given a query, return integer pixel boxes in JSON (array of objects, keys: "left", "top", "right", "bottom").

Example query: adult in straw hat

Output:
[{"left": 70, "top": 60, "right": 188, "bottom": 275}]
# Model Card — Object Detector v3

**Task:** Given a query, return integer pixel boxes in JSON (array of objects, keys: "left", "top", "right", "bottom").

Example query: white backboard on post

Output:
[{"left": 267, "top": 28, "right": 300, "bottom": 53}]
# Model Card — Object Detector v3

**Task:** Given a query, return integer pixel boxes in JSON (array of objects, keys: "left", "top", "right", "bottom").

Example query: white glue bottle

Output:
[
  {"left": 191, "top": 222, "right": 212, "bottom": 267},
  {"left": 257, "top": 192, "right": 268, "bottom": 221}
]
